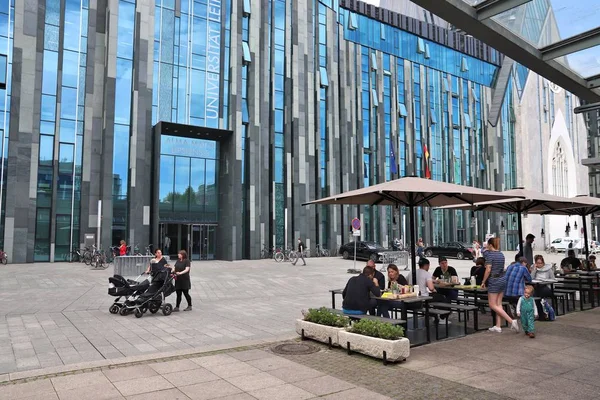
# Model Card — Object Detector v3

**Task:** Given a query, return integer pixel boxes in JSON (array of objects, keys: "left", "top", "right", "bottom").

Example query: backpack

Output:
[{"left": 540, "top": 298, "right": 555, "bottom": 321}]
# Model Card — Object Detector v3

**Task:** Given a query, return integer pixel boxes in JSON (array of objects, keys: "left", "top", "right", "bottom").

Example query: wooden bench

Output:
[
  {"left": 424, "top": 309, "right": 451, "bottom": 340},
  {"left": 429, "top": 302, "right": 479, "bottom": 334},
  {"left": 554, "top": 288, "right": 577, "bottom": 311},
  {"left": 326, "top": 308, "right": 407, "bottom": 329}
]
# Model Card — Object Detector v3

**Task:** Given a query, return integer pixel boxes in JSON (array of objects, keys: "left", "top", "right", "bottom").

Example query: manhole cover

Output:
[{"left": 271, "top": 342, "right": 320, "bottom": 355}]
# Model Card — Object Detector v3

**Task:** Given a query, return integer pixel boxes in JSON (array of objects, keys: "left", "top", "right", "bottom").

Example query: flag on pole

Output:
[
  {"left": 390, "top": 141, "right": 398, "bottom": 175},
  {"left": 424, "top": 144, "right": 431, "bottom": 179}
]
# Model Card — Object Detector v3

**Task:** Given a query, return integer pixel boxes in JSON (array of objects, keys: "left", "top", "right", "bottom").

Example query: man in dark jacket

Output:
[
  {"left": 367, "top": 259, "right": 385, "bottom": 288},
  {"left": 292, "top": 238, "right": 306, "bottom": 266},
  {"left": 342, "top": 266, "right": 381, "bottom": 314}
]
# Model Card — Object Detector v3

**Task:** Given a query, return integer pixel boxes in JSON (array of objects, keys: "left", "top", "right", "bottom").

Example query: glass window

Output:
[
  {"left": 461, "top": 57, "right": 469, "bottom": 72},
  {"left": 174, "top": 156, "right": 190, "bottom": 211},
  {"left": 424, "top": 44, "right": 430, "bottom": 59},
  {"left": 417, "top": 38, "right": 425, "bottom": 54},
  {"left": 41, "top": 95, "right": 56, "bottom": 121},
  {"left": 243, "top": 0, "right": 251, "bottom": 15},
  {"left": 464, "top": 113, "right": 471, "bottom": 129},
  {"left": 371, "top": 89, "right": 379, "bottom": 108},
  {"left": 242, "top": 99, "right": 249, "bottom": 124},
  {"left": 190, "top": 157, "right": 205, "bottom": 213},
  {"left": 117, "top": 0, "right": 135, "bottom": 59},
  {"left": 204, "top": 159, "right": 217, "bottom": 217},
  {"left": 39, "top": 135, "right": 54, "bottom": 164},
  {"left": 113, "top": 124, "right": 130, "bottom": 197},
  {"left": 398, "top": 103, "right": 407, "bottom": 117},
  {"left": 59, "top": 119, "right": 76, "bottom": 143},
  {"left": 349, "top": 12, "right": 357, "bottom": 30},
  {"left": 430, "top": 112, "right": 437, "bottom": 125},
  {"left": 159, "top": 155, "right": 174, "bottom": 211},
  {"left": 370, "top": 52, "right": 377, "bottom": 71},
  {"left": 242, "top": 41, "right": 251, "bottom": 63},
  {"left": 42, "top": 51, "right": 58, "bottom": 95},
  {"left": 55, "top": 214, "right": 71, "bottom": 247},
  {"left": 114, "top": 58, "right": 133, "bottom": 125},
  {"left": 62, "top": 51, "right": 79, "bottom": 88},
  {"left": 319, "top": 66, "right": 329, "bottom": 87},
  {"left": 58, "top": 143, "right": 74, "bottom": 175},
  {"left": 60, "top": 87, "right": 78, "bottom": 120}
]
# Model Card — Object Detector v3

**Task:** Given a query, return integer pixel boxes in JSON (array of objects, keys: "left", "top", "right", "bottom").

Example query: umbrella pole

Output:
[
  {"left": 583, "top": 214, "right": 590, "bottom": 260},
  {"left": 517, "top": 211, "right": 524, "bottom": 255},
  {"left": 408, "top": 204, "right": 417, "bottom": 285}
]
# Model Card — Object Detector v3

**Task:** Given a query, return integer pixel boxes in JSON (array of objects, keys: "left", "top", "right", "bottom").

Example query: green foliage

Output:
[
  {"left": 349, "top": 319, "right": 405, "bottom": 340},
  {"left": 302, "top": 307, "right": 350, "bottom": 328}
]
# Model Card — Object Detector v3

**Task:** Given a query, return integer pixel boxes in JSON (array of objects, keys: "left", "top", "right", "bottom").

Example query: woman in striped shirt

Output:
[{"left": 482, "top": 237, "right": 520, "bottom": 333}]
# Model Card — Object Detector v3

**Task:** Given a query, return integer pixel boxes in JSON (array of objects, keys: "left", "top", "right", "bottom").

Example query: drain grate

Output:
[{"left": 271, "top": 342, "right": 320, "bottom": 355}]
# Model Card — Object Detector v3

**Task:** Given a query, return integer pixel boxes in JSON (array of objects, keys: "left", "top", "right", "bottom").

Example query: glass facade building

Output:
[{"left": 1, "top": 0, "right": 587, "bottom": 262}]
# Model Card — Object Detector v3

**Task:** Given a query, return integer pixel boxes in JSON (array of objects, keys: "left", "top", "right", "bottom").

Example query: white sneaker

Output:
[
  {"left": 488, "top": 326, "right": 502, "bottom": 333},
  {"left": 511, "top": 320, "right": 520, "bottom": 333}
]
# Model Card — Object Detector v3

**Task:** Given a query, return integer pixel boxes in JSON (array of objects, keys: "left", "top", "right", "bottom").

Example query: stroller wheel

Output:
[
  {"left": 149, "top": 303, "right": 160, "bottom": 314},
  {"left": 109, "top": 304, "right": 121, "bottom": 314},
  {"left": 162, "top": 303, "right": 173, "bottom": 316},
  {"left": 119, "top": 307, "right": 130, "bottom": 316},
  {"left": 135, "top": 309, "right": 143, "bottom": 318}
]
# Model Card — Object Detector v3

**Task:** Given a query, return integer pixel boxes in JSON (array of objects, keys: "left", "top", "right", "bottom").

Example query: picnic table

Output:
[
  {"left": 328, "top": 288, "right": 433, "bottom": 345},
  {"left": 531, "top": 279, "right": 558, "bottom": 312},
  {"left": 555, "top": 274, "right": 597, "bottom": 310}
]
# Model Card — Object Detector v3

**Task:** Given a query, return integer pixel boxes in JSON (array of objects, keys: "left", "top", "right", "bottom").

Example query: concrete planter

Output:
[
  {"left": 295, "top": 320, "right": 345, "bottom": 347},
  {"left": 338, "top": 330, "right": 410, "bottom": 364}
]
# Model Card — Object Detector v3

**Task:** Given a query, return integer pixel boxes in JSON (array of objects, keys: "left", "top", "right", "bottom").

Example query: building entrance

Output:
[{"left": 159, "top": 223, "right": 216, "bottom": 261}]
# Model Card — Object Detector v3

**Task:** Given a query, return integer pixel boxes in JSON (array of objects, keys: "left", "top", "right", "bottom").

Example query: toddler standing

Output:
[{"left": 517, "top": 285, "right": 538, "bottom": 338}]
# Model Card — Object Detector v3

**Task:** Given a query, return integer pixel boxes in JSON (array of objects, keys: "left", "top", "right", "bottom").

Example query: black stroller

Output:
[
  {"left": 119, "top": 268, "right": 177, "bottom": 318},
  {"left": 107, "top": 274, "right": 150, "bottom": 314}
]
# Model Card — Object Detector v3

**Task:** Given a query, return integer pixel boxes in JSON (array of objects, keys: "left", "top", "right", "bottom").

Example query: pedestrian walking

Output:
[
  {"left": 292, "top": 238, "right": 306, "bottom": 266},
  {"left": 517, "top": 285, "right": 538, "bottom": 338},
  {"left": 173, "top": 250, "right": 192, "bottom": 312}
]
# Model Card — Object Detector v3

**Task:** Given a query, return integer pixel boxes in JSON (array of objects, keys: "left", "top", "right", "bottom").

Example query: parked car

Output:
[
  {"left": 423, "top": 242, "right": 475, "bottom": 260},
  {"left": 549, "top": 237, "right": 586, "bottom": 253},
  {"left": 338, "top": 241, "right": 386, "bottom": 262}
]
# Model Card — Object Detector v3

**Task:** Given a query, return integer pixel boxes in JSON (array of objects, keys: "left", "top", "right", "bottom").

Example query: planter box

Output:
[
  {"left": 338, "top": 330, "right": 410, "bottom": 363},
  {"left": 295, "top": 320, "right": 345, "bottom": 347}
]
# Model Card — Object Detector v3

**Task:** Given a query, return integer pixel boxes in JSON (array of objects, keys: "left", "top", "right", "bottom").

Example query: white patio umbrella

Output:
[{"left": 303, "top": 177, "right": 523, "bottom": 284}]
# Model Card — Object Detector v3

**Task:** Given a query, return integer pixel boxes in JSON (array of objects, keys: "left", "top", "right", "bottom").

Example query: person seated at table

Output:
[
  {"left": 469, "top": 257, "right": 487, "bottom": 285},
  {"left": 504, "top": 255, "right": 532, "bottom": 314},
  {"left": 342, "top": 266, "right": 381, "bottom": 315},
  {"left": 588, "top": 255, "right": 597, "bottom": 271},
  {"left": 407, "top": 258, "right": 451, "bottom": 324},
  {"left": 367, "top": 259, "right": 386, "bottom": 288},
  {"left": 387, "top": 264, "right": 408, "bottom": 287},
  {"left": 560, "top": 250, "right": 582, "bottom": 272},
  {"left": 432, "top": 257, "right": 459, "bottom": 301},
  {"left": 531, "top": 254, "right": 553, "bottom": 298}
]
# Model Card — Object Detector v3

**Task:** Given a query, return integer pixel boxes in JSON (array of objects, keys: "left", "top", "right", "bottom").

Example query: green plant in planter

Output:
[
  {"left": 302, "top": 307, "right": 350, "bottom": 328},
  {"left": 349, "top": 319, "right": 404, "bottom": 340}
]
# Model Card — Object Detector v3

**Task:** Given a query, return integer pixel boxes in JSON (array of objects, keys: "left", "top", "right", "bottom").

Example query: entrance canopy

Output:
[{"left": 408, "top": 0, "right": 600, "bottom": 102}]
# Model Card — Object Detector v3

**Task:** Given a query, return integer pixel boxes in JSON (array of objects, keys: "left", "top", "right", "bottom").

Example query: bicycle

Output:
[
  {"left": 65, "top": 244, "right": 83, "bottom": 262},
  {"left": 145, "top": 244, "right": 154, "bottom": 255},
  {"left": 315, "top": 244, "right": 330, "bottom": 257},
  {"left": 274, "top": 247, "right": 298, "bottom": 263},
  {"left": 82, "top": 245, "right": 96, "bottom": 265},
  {"left": 260, "top": 245, "right": 273, "bottom": 259},
  {"left": 545, "top": 245, "right": 557, "bottom": 254}
]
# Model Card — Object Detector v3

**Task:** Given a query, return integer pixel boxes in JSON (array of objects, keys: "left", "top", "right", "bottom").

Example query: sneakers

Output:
[
  {"left": 173, "top": 307, "right": 180, "bottom": 312},
  {"left": 488, "top": 326, "right": 502, "bottom": 333},
  {"left": 528, "top": 332, "right": 535, "bottom": 338},
  {"left": 184, "top": 306, "right": 192, "bottom": 311},
  {"left": 510, "top": 320, "right": 520, "bottom": 333}
]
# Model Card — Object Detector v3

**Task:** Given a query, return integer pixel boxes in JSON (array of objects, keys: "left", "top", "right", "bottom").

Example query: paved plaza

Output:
[
  {"left": 0, "top": 250, "right": 568, "bottom": 374},
  {"left": 1, "top": 249, "right": 598, "bottom": 399}
]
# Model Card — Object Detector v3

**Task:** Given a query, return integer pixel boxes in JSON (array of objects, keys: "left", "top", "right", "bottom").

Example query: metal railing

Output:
[
  {"left": 113, "top": 255, "right": 171, "bottom": 276},
  {"left": 379, "top": 251, "right": 409, "bottom": 271}
]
